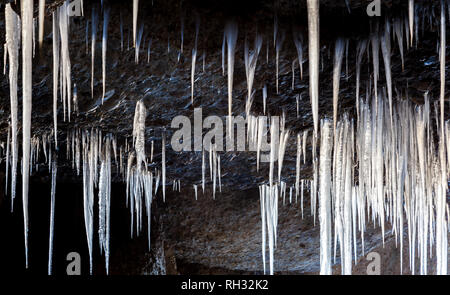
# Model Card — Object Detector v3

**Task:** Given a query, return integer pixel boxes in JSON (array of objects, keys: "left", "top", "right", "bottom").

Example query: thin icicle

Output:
[
  {"left": 21, "top": 0, "right": 33, "bottom": 269},
  {"left": 275, "top": 31, "right": 285, "bottom": 94},
  {"left": 225, "top": 21, "right": 238, "bottom": 140},
  {"left": 48, "top": 158, "right": 57, "bottom": 275},
  {"left": 244, "top": 34, "right": 262, "bottom": 117},
  {"left": 52, "top": 11, "right": 59, "bottom": 147},
  {"left": 91, "top": 7, "right": 97, "bottom": 98},
  {"left": 162, "top": 132, "right": 166, "bottom": 202},
  {"left": 101, "top": 7, "right": 110, "bottom": 103},
  {"left": 381, "top": 32, "right": 393, "bottom": 125},
  {"left": 133, "top": 0, "right": 139, "bottom": 47},
  {"left": 191, "top": 16, "right": 200, "bottom": 104}
]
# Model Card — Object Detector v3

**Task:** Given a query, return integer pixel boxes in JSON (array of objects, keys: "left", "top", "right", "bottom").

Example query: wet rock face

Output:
[{"left": 0, "top": 0, "right": 448, "bottom": 274}]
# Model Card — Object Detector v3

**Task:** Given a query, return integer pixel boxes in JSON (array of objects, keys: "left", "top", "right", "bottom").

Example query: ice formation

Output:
[{"left": 0, "top": 0, "right": 448, "bottom": 277}]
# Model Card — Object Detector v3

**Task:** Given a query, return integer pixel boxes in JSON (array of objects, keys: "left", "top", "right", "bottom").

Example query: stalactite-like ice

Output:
[
  {"left": 52, "top": 11, "right": 60, "bottom": 148},
  {"left": 102, "top": 7, "right": 110, "bottom": 102},
  {"left": 332, "top": 38, "right": 345, "bottom": 134},
  {"left": 5, "top": 4, "right": 20, "bottom": 209},
  {"left": 21, "top": 0, "right": 33, "bottom": 269},
  {"left": 133, "top": 0, "right": 139, "bottom": 47},
  {"left": 225, "top": 21, "right": 238, "bottom": 139},
  {"left": 162, "top": 132, "right": 166, "bottom": 202},
  {"left": 319, "top": 119, "right": 332, "bottom": 275},
  {"left": 244, "top": 34, "right": 262, "bottom": 117},
  {"left": 48, "top": 158, "right": 57, "bottom": 275},
  {"left": 91, "top": 8, "right": 98, "bottom": 98},
  {"left": 38, "top": 0, "right": 45, "bottom": 50}
]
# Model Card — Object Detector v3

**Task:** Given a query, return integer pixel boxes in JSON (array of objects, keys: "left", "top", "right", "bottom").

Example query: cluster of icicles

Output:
[{"left": 1, "top": 0, "right": 449, "bottom": 275}]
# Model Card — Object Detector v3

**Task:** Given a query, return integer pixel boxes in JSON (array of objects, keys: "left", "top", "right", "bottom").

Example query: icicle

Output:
[
  {"left": 319, "top": 119, "right": 333, "bottom": 275},
  {"left": 293, "top": 30, "right": 304, "bottom": 80},
  {"left": 98, "top": 138, "right": 111, "bottom": 275},
  {"left": 295, "top": 133, "right": 301, "bottom": 199},
  {"left": 278, "top": 120, "right": 289, "bottom": 184},
  {"left": 332, "top": 38, "right": 345, "bottom": 135},
  {"left": 38, "top": 0, "right": 45, "bottom": 51},
  {"left": 202, "top": 147, "right": 205, "bottom": 194},
  {"left": 48, "top": 158, "right": 57, "bottom": 275},
  {"left": 91, "top": 7, "right": 97, "bottom": 98},
  {"left": 371, "top": 33, "right": 380, "bottom": 106},
  {"left": 275, "top": 31, "right": 285, "bottom": 94},
  {"left": 59, "top": 3, "right": 71, "bottom": 122},
  {"left": 162, "top": 132, "right": 166, "bottom": 202},
  {"left": 225, "top": 21, "right": 238, "bottom": 140},
  {"left": 394, "top": 19, "right": 405, "bottom": 71},
  {"left": 221, "top": 32, "right": 225, "bottom": 76},
  {"left": 262, "top": 85, "right": 267, "bottom": 115},
  {"left": 133, "top": 100, "right": 147, "bottom": 172},
  {"left": 133, "top": 0, "right": 139, "bottom": 47},
  {"left": 409, "top": 0, "right": 415, "bottom": 47},
  {"left": 21, "top": 0, "right": 33, "bottom": 269},
  {"left": 355, "top": 39, "right": 367, "bottom": 115},
  {"left": 194, "top": 184, "right": 198, "bottom": 200},
  {"left": 381, "top": 32, "right": 393, "bottom": 126},
  {"left": 191, "top": 17, "right": 200, "bottom": 104},
  {"left": 244, "top": 34, "right": 262, "bottom": 117},
  {"left": 101, "top": 7, "right": 110, "bottom": 103},
  {"left": 5, "top": 3, "right": 20, "bottom": 210},
  {"left": 307, "top": 0, "right": 320, "bottom": 152},
  {"left": 5, "top": 124, "right": 10, "bottom": 199},
  {"left": 135, "top": 24, "right": 144, "bottom": 64},
  {"left": 52, "top": 11, "right": 59, "bottom": 148}
]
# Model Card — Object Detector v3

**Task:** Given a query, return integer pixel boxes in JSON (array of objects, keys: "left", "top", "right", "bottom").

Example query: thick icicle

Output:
[
  {"left": 319, "top": 119, "right": 333, "bottom": 275},
  {"left": 5, "top": 4, "right": 20, "bottom": 209},
  {"left": 38, "top": 0, "right": 45, "bottom": 50},
  {"left": 133, "top": 101, "right": 147, "bottom": 172},
  {"left": 307, "top": 0, "right": 320, "bottom": 139},
  {"left": 332, "top": 38, "right": 345, "bottom": 134}
]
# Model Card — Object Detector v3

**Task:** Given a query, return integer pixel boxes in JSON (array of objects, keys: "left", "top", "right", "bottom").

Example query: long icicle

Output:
[
  {"left": 332, "top": 38, "right": 345, "bottom": 135},
  {"left": 21, "top": 0, "right": 34, "bottom": 269},
  {"left": 52, "top": 11, "right": 59, "bottom": 147},
  {"left": 319, "top": 119, "right": 333, "bottom": 275},
  {"left": 5, "top": 4, "right": 20, "bottom": 211},
  {"left": 48, "top": 157, "right": 57, "bottom": 275},
  {"left": 133, "top": 0, "right": 139, "bottom": 47},
  {"left": 91, "top": 7, "right": 98, "bottom": 98},
  {"left": 307, "top": 0, "right": 320, "bottom": 139},
  {"left": 102, "top": 6, "right": 110, "bottom": 103},
  {"left": 38, "top": 0, "right": 45, "bottom": 51},
  {"left": 225, "top": 21, "right": 238, "bottom": 140}
]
